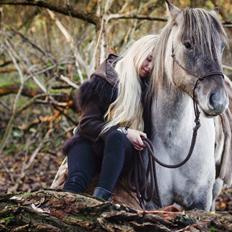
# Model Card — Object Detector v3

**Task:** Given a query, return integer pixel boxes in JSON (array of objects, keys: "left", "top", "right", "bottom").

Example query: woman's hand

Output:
[{"left": 127, "top": 129, "right": 147, "bottom": 151}]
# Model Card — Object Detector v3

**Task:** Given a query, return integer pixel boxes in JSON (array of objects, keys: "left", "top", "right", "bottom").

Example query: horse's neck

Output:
[
  {"left": 152, "top": 86, "right": 194, "bottom": 134},
  {"left": 151, "top": 84, "right": 215, "bottom": 155}
]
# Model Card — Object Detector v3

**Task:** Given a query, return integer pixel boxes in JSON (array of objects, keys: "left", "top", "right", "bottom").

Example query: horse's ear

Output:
[
  {"left": 212, "top": 7, "right": 220, "bottom": 15},
  {"left": 165, "top": 0, "right": 181, "bottom": 19},
  {"left": 210, "top": 8, "right": 220, "bottom": 17}
]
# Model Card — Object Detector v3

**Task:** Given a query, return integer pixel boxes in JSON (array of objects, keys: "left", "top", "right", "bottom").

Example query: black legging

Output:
[{"left": 64, "top": 130, "right": 134, "bottom": 193}]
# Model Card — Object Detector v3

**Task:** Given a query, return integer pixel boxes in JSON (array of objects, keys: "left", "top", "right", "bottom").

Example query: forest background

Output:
[{"left": 0, "top": 0, "right": 232, "bottom": 194}]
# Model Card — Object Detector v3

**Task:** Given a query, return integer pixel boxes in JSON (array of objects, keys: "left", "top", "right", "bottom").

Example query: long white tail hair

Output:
[{"left": 102, "top": 35, "right": 158, "bottom": 133}]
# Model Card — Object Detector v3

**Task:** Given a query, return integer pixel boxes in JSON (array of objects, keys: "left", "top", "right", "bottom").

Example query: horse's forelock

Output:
[{"left": 181, "top": 8, "right": 227, "bottom": 57}]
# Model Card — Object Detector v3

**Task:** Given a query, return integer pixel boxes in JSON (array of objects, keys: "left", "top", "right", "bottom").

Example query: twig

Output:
[
  {"left": 223, "top": 64, "right": 232, "bottom": 71},
  {"left": 47, "top": 9, "right": 86, "bottom": 83},
  {"left": 16, "top": 93, "right": 47, "bottom": 115},
  {"left": 224, "top": 24, "right": 232, "bottom": 28},
  {"left": 19, "top": 112, "right": 61, "bottom": 131},
  {"left": 10, "top": 28, "right": 57, "bottom": 64},
  {"left": 50, "top": 157, "right": 67, "bottom": 189},
  {"left": 0, "top": 101, "right": 10, "bottom": 112},
  {"left": 17, "top": 7, "right": 40, "bottom": 30},
  {"left": 0, "top": 38, "right": 26, "bottom": 182},
  {"left": 92, "top": 15, "right": 105, "bottom": 70},
  {"left": 51, "top": 85, "right": 74, "bottom": 90},
  {"left": 0, "top": 39, "right": 25, "bottom": 154},
  {"left": 52, "top": 104, "right": 78, "bottom": 125},
  {"left": 59, "top": 75, "right": 79, "bottom": 89}
]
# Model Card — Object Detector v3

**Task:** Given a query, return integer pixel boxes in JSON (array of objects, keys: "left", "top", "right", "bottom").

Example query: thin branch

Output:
[
  {"left": 0, "top": 0, "right": 99, "bottom": 25},
  {"left": 16, "top": 93, "right": 47, "bottom": 115},
  {"left": 59, "top": 75, "right": 79, "bottom": 89},
  {"left": 107, "top": 13, "right": 231, "bottom": 29},
  {"left": 0, "top": 39, "right": 26, "bottom": 181},
  {"left": 47, "top": 10, "right": 86, "bottom": 83},
  {"left": 223, "top": 24, "right": 232, "bottom": 28},
  {"left": 0, "top": 101, "right": 10, "bottom": 112},
  {"left": 0, "top": 39, "right": 25, "bottom": 154},
  {"left": 223, "top": 64, "right": 232, "bottom": 72},
  {"left": 92, "top": 15, "right": 105, "bottom": 70},
  {"left": 19, "top": 112, "right": 60, "bottom": 131},
  {"left": 17, "top": 7, "right": 40, "bottom": 30},
  {"left": 52, "top": 104, "right": 78, "bottom": 125},
  {"left": 10, "top": 28, "right": 57, "bottom": 64},
  {"left": 107, "top": 14, "right": 168, "bottom": 22},
  {"left": 50, "top": 157, "right": 67, "bottom": 189}
]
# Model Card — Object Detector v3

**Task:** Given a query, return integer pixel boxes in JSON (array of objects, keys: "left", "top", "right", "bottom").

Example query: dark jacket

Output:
[
  {"left": 63, "top": 54, "right": 151, "bottom": 155},
  {"left": 77, "top": 54, "right": 119, "bottom": 142}
]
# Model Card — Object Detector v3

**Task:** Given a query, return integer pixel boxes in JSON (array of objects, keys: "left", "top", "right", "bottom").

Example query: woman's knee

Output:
[
  {"left": 63, "top": 135, "right": 91, "bottom": 155},
  {"left": 105, "top": 130, "right": 133, "bottom": 153},
  {"left": 104, "top": 129, "right": 127, "bottom": 145},
  {"left": 66, "top": 137, "right": 97, "bottom": 178},
  {"left": 67, "top": 137, "right": 92, "bottom": 159}
]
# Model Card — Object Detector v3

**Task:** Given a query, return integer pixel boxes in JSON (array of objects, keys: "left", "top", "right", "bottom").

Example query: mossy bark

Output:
[{"left": 0, "top": 189, "right": 232, "bottom": 232}]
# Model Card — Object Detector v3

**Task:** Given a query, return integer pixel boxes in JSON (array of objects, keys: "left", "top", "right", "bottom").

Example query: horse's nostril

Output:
[
  {"left": 209, "top": 93, "right": 217, "bottom": 107},
  {"left": 209, "top": 92, "right": 225, "bottom": 113}
]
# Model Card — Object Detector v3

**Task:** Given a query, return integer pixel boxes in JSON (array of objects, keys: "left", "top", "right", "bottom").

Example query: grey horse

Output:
[
  {"left": 51, "top": 1, "right": 232, "bottom": 211},
  {"left": 146, "top": 1, "right": 230, "bottom": 211}
]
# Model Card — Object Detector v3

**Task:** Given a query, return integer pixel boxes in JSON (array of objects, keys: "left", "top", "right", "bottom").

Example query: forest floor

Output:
[
  {"left": 0, "top": 152, "right": 232, "bottom": 231},
  {"left": 0, "top": 150, "right": 64, "bottom": 193},
  {"left": 1, "top": 150, "right": 232, "bottom": 213}
]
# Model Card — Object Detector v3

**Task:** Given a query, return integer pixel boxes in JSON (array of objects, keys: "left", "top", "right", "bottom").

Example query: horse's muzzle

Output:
[{"left": 195, "top": 74, "right": 229, "bottom": 117}]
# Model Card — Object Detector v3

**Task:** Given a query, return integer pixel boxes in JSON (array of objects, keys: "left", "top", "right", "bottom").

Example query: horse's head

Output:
[{"left": 164, "top": 1, "right": 229, "bottom": 116}]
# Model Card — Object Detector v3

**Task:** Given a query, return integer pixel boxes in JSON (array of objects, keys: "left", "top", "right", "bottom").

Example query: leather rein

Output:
[{"left": 130, "top": 45, "right": 224, "bottom": 209}]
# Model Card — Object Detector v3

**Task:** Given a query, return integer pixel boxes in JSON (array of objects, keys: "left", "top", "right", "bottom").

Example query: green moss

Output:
[
  {"left": 20, "top": 192, "right": 33, "bottom": 199},
  {"left": 209, "top": 226, "right": 217, "bottom": 232},
  {"left": 0, "top": 75, "right": 38, "bottom": 89},
  {"left": 0, "top": 214, "right": 15, "bottom": 225},
  {"left": 63, "top": 214, "right": 97, "bottom": 225}
]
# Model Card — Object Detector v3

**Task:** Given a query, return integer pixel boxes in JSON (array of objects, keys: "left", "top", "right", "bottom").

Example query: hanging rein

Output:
[{"left": 129, "top": 45, "right": 225, "bottom": 209}]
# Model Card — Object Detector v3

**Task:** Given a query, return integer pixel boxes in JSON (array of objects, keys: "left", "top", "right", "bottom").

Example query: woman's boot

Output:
[{"left": 93, "top": 187, "right": 112, "bottom": 201}]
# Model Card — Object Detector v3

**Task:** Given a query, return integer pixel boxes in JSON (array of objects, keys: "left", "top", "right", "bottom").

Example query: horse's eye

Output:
[
  {"left": 183, "top": 41, "right": 192, "bottom": 50},
  {"left": 221, "top": 43, "right": 225, "bottom": 52}
]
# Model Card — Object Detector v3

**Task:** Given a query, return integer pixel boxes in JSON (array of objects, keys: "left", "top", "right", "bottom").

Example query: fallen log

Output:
[{"left": 1, "top": 189, "right": 232, "bottom": 232}]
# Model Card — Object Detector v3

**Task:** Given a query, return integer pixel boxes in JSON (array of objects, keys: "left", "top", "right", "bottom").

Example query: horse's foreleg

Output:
[{"left": 211, "top": 177, "right": 223, "bottom": 211}]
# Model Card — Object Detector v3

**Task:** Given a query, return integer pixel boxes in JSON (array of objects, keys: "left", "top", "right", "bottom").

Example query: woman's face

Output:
[{"left": 139, "top": 54, "right": 153, "bottom": 78}]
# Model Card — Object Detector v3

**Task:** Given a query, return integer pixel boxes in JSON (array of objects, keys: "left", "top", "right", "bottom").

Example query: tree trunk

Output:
[{"left": 1, "top": 189, "right": 232, "bottom": 232}]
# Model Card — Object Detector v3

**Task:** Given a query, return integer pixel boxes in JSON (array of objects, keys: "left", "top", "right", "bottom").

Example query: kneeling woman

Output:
[{"left": 63, "top": 35, "right": 156, "bottom": 201}]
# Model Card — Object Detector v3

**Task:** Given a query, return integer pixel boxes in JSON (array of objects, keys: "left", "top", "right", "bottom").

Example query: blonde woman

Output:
[{"left": 63, "top": 35, "right": 157, "bottom": 201}]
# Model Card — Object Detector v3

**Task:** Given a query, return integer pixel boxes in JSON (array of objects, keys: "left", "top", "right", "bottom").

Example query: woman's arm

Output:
[
  {"left": 77, "top": 76, "right": 117, "bottom": 142},
  {"left": 79, "top": 100, "right": 108, "bottom": 141}
]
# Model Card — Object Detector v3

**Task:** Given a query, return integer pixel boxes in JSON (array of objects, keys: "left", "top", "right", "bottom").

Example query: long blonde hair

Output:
[{"left": 102, "top": 35, "right": 158, "bottom": 133}]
